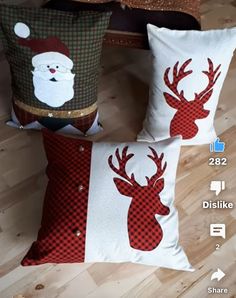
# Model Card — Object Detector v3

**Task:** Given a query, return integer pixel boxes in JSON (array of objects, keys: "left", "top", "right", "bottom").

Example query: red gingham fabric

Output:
[
  {"left": 13, "top": 100, "right": 39, "bottom": 126},
  {"left": 163, "top": 58, "right": 221, "bottom": 140},
  {"left": 73, "top": 109, "right": 99, "bottom": 134},
  {"left": 108, "top": 147, "right": 170, "bottom": 251},
  {"left": 125, "top": 186, "right": 170, "bottom": 251},
  {"left": 21, "top": 130, "right": 92, "bottom": 265}
]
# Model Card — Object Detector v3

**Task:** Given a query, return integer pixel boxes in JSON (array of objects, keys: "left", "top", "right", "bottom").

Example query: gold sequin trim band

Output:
[
  {"left": 14, "top": 99, "right": 97, "bottom": 119},
  {"left": 73, "top": 0, "right": 200, "bottom": 22},
  {"left": 122, "top": 0, "right": 200, "bottom": 22}
]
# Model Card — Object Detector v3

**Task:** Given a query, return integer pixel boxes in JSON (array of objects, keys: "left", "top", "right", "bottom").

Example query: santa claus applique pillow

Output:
[
  {"left": 21, "top": 130, "right": 193, "bottom": 271},
  {"left": 137, "top": 24, "right": 236, "bottom": 145},
  {"left": 0, "top": 4, "right": 111, "bottom": 135}
]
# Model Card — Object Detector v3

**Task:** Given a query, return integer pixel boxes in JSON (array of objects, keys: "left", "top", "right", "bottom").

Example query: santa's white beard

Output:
[{"left": 32, "top": 72, "right": 75, "bottom": 108}]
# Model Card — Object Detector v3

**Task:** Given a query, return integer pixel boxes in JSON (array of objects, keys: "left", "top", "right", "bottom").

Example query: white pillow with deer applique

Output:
[
  {"left": 137, "top": 24, "right": 236, "bottom": 145},
  {"left": 22, "top": 130, "right": 193, "bottom": 272}
]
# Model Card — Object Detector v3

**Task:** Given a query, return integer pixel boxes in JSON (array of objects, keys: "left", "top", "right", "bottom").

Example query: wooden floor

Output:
[{"left": 0, "top": 1, "right": 236, "bottom": 297}]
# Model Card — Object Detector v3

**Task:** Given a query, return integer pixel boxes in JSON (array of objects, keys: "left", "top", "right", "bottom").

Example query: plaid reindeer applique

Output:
[
  {"left": 108, "top": 146, "right": 170, "bottom": 251},
  {"left": 164, "top": 58, "right": 221, "bottom": 139}
]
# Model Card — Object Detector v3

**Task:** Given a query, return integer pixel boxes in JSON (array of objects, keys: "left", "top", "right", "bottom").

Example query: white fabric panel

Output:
[
  {"left": 85, "top": 136, "right": 193, "bottom": 271},
  {"left": 138, "top": 25, "right": 236, "bottom": 145}
]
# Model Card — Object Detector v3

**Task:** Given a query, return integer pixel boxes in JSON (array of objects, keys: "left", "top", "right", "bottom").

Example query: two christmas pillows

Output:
[
  {"left": 0, "top": 4, "right": 111, "bottom": 135},
  {"left": 138, "top": 24, "right": 236, "bottom": 145},
  {"left": 1, "top": 5, "right": 234, "bottom": 142},
  {"left": 22, "top": 130, "right": 193, "bottom": 271}
]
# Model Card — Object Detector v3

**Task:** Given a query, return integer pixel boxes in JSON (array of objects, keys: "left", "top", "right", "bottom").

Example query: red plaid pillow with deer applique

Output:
[
  {"left": 21, "top": 130, "right": 193, "bottom": 271},
  {"left": 138, "top": 24, "right": 236, "bottom": 145}
]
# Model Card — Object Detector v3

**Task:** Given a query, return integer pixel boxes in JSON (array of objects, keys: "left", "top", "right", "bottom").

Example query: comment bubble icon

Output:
[{"left": 210, "top": 224, "right": 226, "bottom": 239}]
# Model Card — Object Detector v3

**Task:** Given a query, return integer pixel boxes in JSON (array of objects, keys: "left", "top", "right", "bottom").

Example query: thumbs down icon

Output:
[{"left": 210, "top": 181, "right": 226, "bottom": 196}]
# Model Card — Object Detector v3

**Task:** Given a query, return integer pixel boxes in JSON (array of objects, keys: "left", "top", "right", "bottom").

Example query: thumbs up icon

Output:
[{"left": 210, "top": 138, "right": 225, "bottom": 153}]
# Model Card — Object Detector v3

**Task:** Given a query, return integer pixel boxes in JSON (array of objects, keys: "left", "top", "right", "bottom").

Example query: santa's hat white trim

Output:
[
  {"left": 14, "top": 22, "right": 30, "bottom": 39},
  {"left": 32, "top": 52, "right": 73, "bottom": 70}
]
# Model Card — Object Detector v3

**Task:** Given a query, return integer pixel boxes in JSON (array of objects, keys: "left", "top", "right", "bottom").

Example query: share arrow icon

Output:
[{"left": 211, "top": 268, "right": 226, "bottom": 282}]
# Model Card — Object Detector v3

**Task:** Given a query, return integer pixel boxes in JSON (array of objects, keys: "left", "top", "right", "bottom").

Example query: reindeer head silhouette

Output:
[
  {"left": 108, "top": 146, "right": 170, "bottom": 251},
  {"left": 164, "top": 58, "right": 221, "bottom": 139}
]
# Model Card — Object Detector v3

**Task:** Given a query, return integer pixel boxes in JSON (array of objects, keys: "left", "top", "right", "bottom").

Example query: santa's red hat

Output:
[{"left": 14, "top": 22, "right": 73, "bottom": 70}]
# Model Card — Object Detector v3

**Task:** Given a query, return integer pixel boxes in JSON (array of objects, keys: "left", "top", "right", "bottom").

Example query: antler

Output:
[
  {"left": 108, "top": 146, "right": 139, "bottom": 186},
  {"left": 164, "top": 59, "right": 193, "bottom": 102},
  {"left": 146, "top": 147, "right": 167, "bottom": 187},
  {"left": 194, "top": 58, "right": 221, "bottom": 103}
]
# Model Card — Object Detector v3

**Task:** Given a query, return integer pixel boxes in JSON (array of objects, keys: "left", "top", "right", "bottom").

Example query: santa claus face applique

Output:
[{"left": 14, "top": 22, "right": 75, "bottom": 108}]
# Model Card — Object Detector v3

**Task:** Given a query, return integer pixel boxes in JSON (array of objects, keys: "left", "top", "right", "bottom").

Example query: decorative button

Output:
[
  {"left": 74, "top": 229, "right": 81, "bottom": 237},
  {"left": 79, "top": 145, "right": 84, "bottom": 152},
  {"left": 35, "top": 284, "right": 45, "bottom": 290},
  {"left": 78, "top": 185, "right": 84, "bottom": 192}
]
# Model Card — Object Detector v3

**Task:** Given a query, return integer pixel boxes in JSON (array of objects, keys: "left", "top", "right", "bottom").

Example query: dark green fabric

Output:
[{"left": 0, "top": 4, "right": 111, "bottom": 110}]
